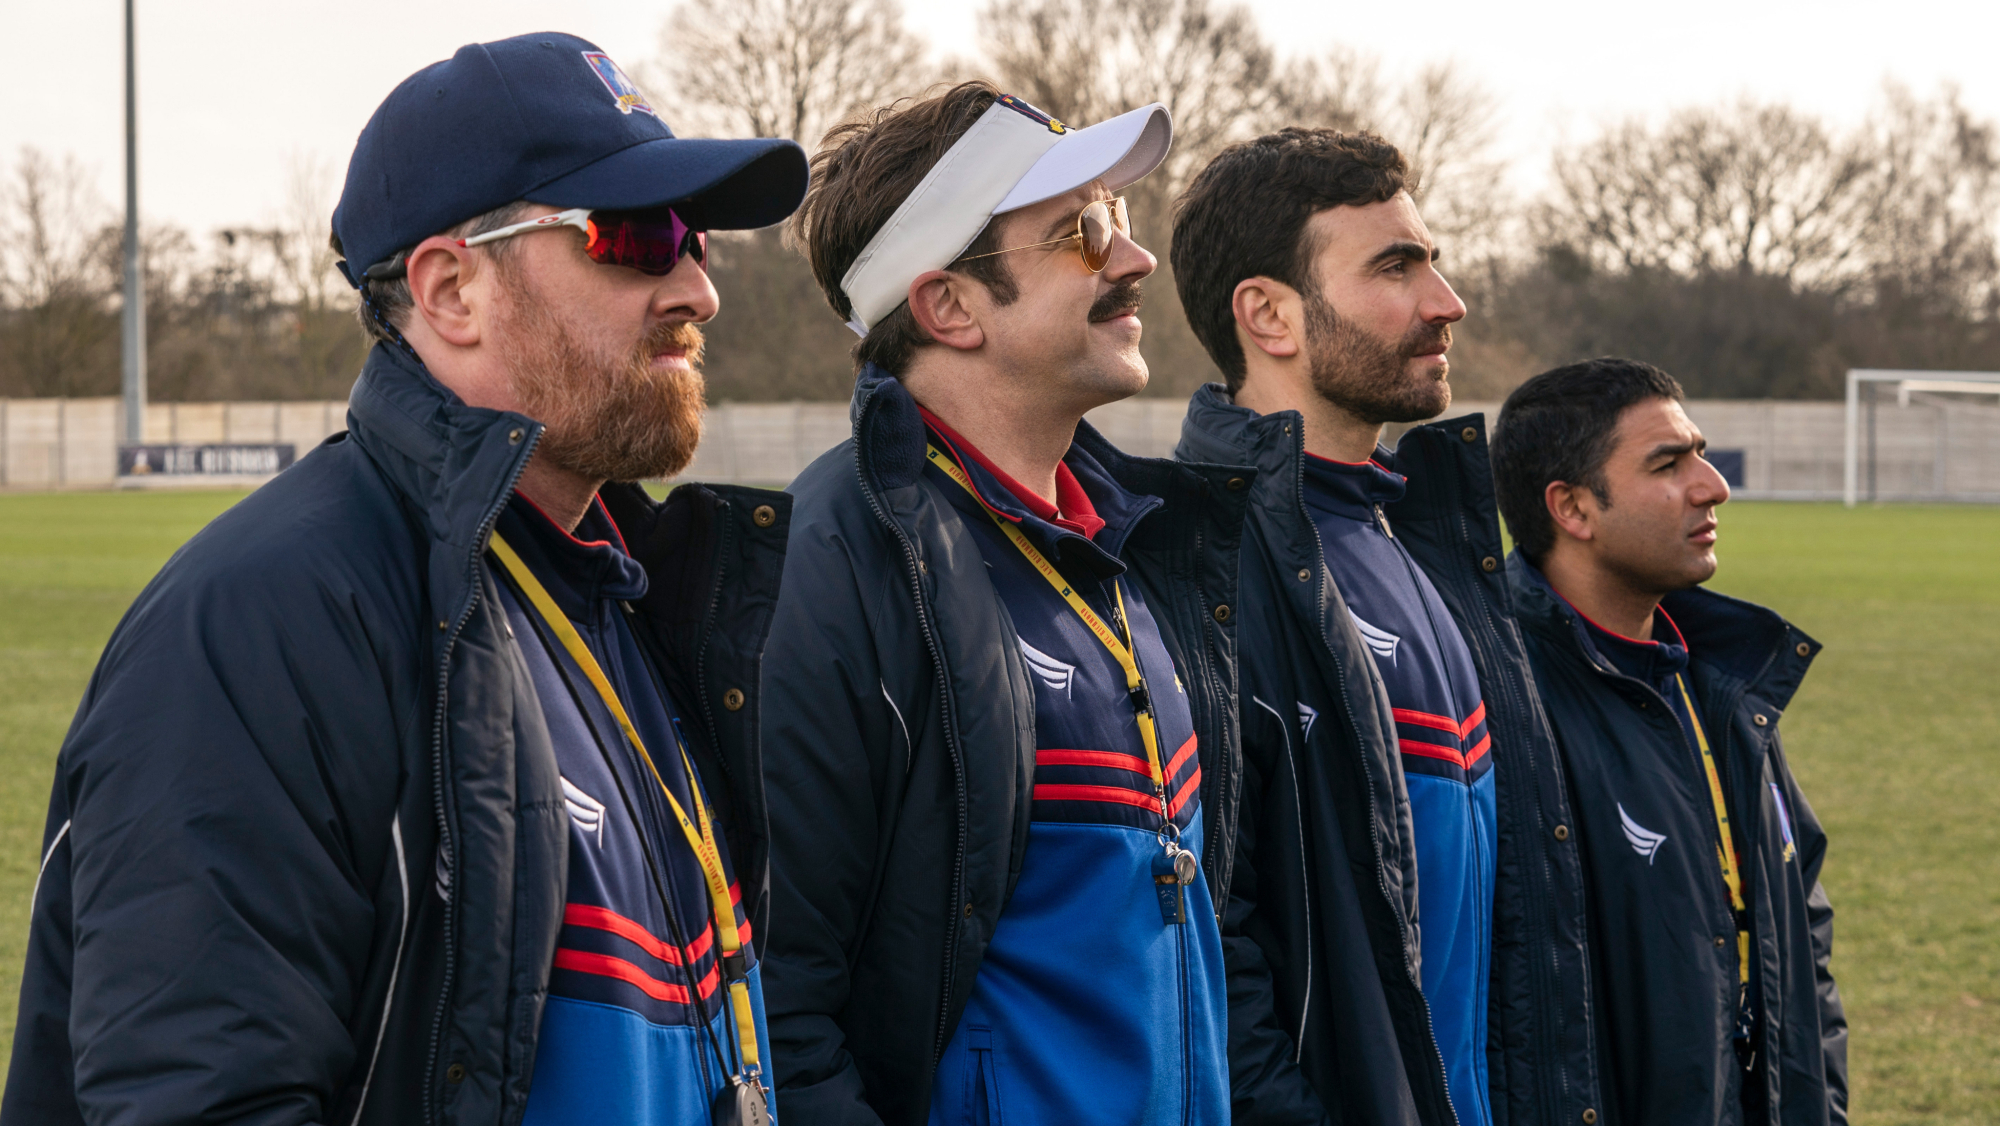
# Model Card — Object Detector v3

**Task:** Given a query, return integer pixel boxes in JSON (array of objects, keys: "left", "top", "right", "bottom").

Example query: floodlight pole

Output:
[{"left": 120, "top": 0, "right": 146, "bottom": 446}]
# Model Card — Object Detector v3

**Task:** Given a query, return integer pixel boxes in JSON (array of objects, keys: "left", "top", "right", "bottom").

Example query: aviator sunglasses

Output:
[
  {"left": 456, "top": 206, "right": 708, "bottom": 275},
  {"left": 959, "top": 197, "right": 1130, "bottom": 273}
]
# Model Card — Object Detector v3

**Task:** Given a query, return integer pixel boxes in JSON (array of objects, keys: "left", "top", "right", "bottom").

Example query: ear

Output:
[
  {"left": 906, "top": 269, "right": 985, "bottom": 352},
  {"left": 1232, "top": 276, "right": 1302, "bottom": 360},
  {"left": 1544, "top": 479, "right": 1599, "bottom": 545},
  {"left": 405, "top": 235, "right": 486, "bottom": 348}
]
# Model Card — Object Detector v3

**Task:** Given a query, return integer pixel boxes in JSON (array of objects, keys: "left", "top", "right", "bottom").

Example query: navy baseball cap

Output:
[{"left": 332, "top": 32, "right": 808, "bottom": 286}]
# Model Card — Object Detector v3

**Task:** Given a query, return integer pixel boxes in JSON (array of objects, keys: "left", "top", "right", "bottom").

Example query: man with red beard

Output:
[
  {"left": 2, "top": 34, "right": 806, "bottom": 1126},
  {"left": 1170, "top": 130, "right": 1595, "bottom": 1126}
]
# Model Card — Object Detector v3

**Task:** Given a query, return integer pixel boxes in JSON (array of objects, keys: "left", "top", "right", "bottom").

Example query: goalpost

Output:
[{"left": 1843, "top": 369, "right": 2000, "bottom": 507}]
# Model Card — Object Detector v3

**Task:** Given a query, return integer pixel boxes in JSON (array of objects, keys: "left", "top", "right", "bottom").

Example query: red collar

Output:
[{"left": 917, "top": 406, "right": 1105, "bottom": 539}]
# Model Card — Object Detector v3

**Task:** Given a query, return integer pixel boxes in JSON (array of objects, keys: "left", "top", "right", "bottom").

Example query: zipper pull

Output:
[{"left": 1374, "top": 504, "right": 1394, "bottom": 538}]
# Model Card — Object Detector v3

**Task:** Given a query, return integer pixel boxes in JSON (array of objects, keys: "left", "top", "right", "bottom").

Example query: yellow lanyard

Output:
[
  {"left": 1677, "top": 673, "right": 1750, "bottom": 986},
  {"left": 924, "top": 444, "right": 1169, "bottom": 805},
  {"left": 490, "top": 533, "right": 762, "bottom": 1076}
]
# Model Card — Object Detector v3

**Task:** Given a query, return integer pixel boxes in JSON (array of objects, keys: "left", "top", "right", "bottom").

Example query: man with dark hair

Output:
[
  {"left": 1490, "top": 358, "right": 1847, "bottom": 1126},
  {"left": 4, "top": 34, "right": 807, "bottom": 1125},
  {"left": 1172, "top": 127, "right": 1596, "bottom": 1126},
  {"left": 760, "top": 81, "right": 1249, "bottom": 1126}
]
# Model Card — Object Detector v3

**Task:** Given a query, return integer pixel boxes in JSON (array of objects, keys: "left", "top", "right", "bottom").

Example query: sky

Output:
[{"left": 4, "top": 0, "right": 1996, "bottom": 241}]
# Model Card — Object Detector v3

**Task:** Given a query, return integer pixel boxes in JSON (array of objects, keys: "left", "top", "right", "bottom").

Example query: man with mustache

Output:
[
  {"left": 1171, "top": 129, "right": 1594, "bottom": 1126},
  {"left": 3, "top": 34, "right": 806, "bottom": 1126},
  {"left": 1491, "top": 359, "right": 1846, "bottom": 1126},
  {"left": 757, "top": 82, "right": 1247, "bottom": 1126}
]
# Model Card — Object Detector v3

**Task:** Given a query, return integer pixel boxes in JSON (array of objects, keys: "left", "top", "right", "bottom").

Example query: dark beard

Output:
[
  {"left": 1302, "top": 285, "right": 1452, "bottom": 425},
  {"left": 496, "top": 274, "right": 707, "bottom": 483}
]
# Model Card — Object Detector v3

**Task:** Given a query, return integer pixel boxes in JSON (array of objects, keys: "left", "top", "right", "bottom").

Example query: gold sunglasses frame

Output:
[{"left": 957, "top": 197, "right": 1130, "bottom": 273}]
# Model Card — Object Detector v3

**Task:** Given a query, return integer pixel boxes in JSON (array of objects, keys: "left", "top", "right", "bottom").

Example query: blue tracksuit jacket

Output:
[
  {"left": 493, "top": 494, "right": 774, "bottom": 1124},
  {"left": 921, "top": 414, "right": 1229, "bottom": 1126},
  {"left": 1300, "top": 454, "right": 1496, "bottom": 1126}
]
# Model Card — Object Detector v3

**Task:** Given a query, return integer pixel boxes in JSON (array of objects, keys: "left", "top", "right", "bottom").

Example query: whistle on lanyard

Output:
[{"left": 1153, "top": 844, "right": 1197, "bottom": 925}]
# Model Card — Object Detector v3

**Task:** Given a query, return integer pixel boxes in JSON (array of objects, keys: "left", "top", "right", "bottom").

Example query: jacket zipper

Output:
[
  {"left": 850, "top": 399, "right": 973, "bottom": 1071},
  {"left": 423, "top": 423, "right": 543, "bottom": 1125},
  {"left": 1296, "top": 429, "right": 1461, "bottom": 1126}
]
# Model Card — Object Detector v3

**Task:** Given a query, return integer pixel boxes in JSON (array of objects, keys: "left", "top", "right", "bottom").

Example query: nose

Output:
[
  {"left": 655, "top": 251, "right": 720, "bottom": 324},
  {"left": 1424, "top": 267, "right": 1467, "bottom": 325},
  {"left": 1693, "top": 454, "right": 1732, "bottom": 507},
  {"left": 1104, "top": 229, "right": 1157, "bottom": 285}
]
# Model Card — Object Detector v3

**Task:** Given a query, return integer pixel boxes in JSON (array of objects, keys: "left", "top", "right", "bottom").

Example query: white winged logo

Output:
[
  {"left": 1019, "top": 637, "right": 1075, "bottom": 698},
  {"left": 1618, "top": 802, "right": 1667, "bottom": 863},
  {"left": 1297, "top": 702, "right": 1319, "bottom": 743},
  {"left": 562, "top": 776, "right": 607, "bottom": 848},
  {"left": 1349, "top": 609, "right": 1401, "bottom": 664}
]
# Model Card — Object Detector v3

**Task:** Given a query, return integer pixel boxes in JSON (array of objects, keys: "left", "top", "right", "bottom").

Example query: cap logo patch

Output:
[
  {"left": 582, "top": 52, "right": 655, "bottom": 116},
  {"left": 997, "top": 94, "right": 1066, "bottom": 134}
]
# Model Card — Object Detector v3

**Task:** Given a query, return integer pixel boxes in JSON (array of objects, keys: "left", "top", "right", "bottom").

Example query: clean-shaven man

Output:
[
  {"left": 1491, "top": 358, "right": 1846, "bottom": 1126},
  {"left": 758, "top": 82, "right": 1249, "bottom": 1126},
  {"left": 1170, "top": 129, "right": 1595, "bottom": 1126},
  {"left": 4, "top": 35, "right": 806, "bottom": 1125}
]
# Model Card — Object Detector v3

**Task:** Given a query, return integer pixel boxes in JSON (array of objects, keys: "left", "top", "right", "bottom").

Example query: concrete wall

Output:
[{"left": 8, "top": 394, "right": 1996, "bottom": 501}]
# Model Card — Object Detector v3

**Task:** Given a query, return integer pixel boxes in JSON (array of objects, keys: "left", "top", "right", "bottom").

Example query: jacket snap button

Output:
[
  {"left": 724, "top": 688, "right": 746, "bottom": 711},
  {"left": 752, "top": 504, "right": 777, "bottom": 528},
  {"left": 1582, "top": 1110, "right": 1597, "bottom": 1125},
  {"left": 1226, "top": 476, "right": 1247, "bottom": 491},
  {"left": 1461, "top": 426, "right": 1477, "bottom": 443},
  {"left": 1715, "top": 935, "right": 1727, "bottom": 947},
  {"left": 1213, "top": 604, "right": 1231, "bottom": 623},
  {"left": 1553, "top": 824, "right": 1569, "bottom": 841},
  {"left": 918, "top": 559, "right": 929, "bottom": 575},
  {"left": 507, "top": 428, "right": 523, "bottom": 445},
  {"left": 1754, "top": 714, "right": 1769, "bottom": 726},
  {"left": 963, "top": 901, "right": 974, "bottom": 918},
  {"left": 1795, "top": 642, "right": 1810, "bottom": 657},
  {"left": 446, "top": 1063, "right": 467, "bottom": 1083},
  {"left": 1297, "top": 568, "right": 1311, "bottom": 582},
  {"left": 437, "top": 620, "right": 448, "bottom": 631},
  {"left": 1480, "top": 556, "right": 1498, "bottom": 572}
]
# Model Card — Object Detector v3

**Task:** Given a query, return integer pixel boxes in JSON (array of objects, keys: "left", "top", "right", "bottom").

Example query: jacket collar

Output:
[
  {"left": 1508, "top": 550, "right": 1820, "bottom": 711},
  {"left": 1302, "top": 452, "right": 1407, "bottom": 521},
  {"left": 344, "top": 341, "right": 542, "bottom": 565}
]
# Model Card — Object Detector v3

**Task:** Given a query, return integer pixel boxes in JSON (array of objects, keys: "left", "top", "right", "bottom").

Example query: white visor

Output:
[{"left": 838, "top": 96, "right": 1172, "bottom": 335}]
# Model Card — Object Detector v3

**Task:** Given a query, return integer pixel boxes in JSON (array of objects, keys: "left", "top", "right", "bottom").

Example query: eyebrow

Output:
[
  {"left": 1646, "top": 437, "right": 1706, "bottom": 461},
  {"left": 1366, "top": 240, "right": 1439, "bottom": 269}
]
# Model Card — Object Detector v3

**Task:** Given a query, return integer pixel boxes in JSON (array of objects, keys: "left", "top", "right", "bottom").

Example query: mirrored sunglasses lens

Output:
[
  {"left": 586, "top": 210, "right": 701, "bottom": 275},
  {"left": 1079, "top": 202, "right": 1114, "bottom": 272}
]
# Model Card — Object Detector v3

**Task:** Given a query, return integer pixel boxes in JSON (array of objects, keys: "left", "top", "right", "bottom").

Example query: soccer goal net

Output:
[{"left": 1844, "top": 370, "right": 2000, "bottom": 506}]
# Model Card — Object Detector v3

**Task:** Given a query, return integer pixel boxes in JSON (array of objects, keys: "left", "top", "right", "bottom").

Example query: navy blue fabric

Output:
[
  {"left": 1300, "top": 455, "right": 1495, "bottom": 1126},
  {"left": 0, "top": 341, "right": 791, "bottom": 1126},
  {"left": 332, "top": 32, "right": 806, "bottom": 280},
  {"left": 1510, "top": 556, "right": 1848, "bottom": 1126},
  {"left": 492, "top": 495, "right": 774, "bottom": 1124},
  {"left": 1175, "top": 384, "right": 1599, "bottom": 1126},
  {"left": 758, "top": 367, "right": 1249, "bottom": 1126},
  {"left": 919, "top": 427, "right": 1228, "bottom": 1126}
]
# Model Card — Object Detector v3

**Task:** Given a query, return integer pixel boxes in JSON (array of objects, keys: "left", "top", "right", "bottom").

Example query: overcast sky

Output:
[{"left": 5, "top": 0, "right": 1996, "bottom": 240}]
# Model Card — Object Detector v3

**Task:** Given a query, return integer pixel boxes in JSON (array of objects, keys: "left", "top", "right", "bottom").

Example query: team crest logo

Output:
[
  {"left": 997, "top": 94, "right": 1067, "bottom": 134},
  {"left": 1618, "top": 803, "right": 1667, "bottom": 864},
  {"left": 1019, "top": 637, "right": 1075, "bottom": 698},
  {"left": 1297, "top": 702, "right": 1319, "bottom": 743},
  {"left": 1348, "top": 609, "right": 1401, "bottom": 664},
  {"left": 582, "top": 52, "right": 656, "bottom": 116},
  {"left": 562, "top": 776, "right": 607, "bottom": 848}
]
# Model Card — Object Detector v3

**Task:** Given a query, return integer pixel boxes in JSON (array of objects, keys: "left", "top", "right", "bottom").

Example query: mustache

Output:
[
  {"left": 640, "top": 319, "right": 705, "bottom": 369},
  {"left": 1088, "top": 281, "right": 1144, "bottom": 323},
  {"left": 1403, "top": 321, "right": 1451, "bottom": 357}
]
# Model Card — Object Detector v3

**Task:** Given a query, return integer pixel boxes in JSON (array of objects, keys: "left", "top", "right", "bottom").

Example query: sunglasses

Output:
[
  {"left": 457, "top": 206, "right": 708, "bottom": 275},
  {"left": 958, "top": 197, "right": 1130, "bottom": 274}
]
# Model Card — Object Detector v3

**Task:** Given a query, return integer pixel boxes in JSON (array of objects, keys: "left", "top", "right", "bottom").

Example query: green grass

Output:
[{"left": 0, "top": 494, "right": 1994, "bottom": 1119}]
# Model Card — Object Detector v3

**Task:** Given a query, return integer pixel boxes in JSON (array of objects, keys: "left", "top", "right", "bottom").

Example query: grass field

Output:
[{"left": 0, "top": 491, "right": 1995, "bottom": 1117}]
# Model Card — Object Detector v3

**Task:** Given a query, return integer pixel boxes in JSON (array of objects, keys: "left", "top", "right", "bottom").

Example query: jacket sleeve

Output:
[
  {"left": 1783, "top": 753, "right": 1848, "bottom": 1123},
  {"left": 46, "top": 562, "right": 407, "bottom": 1125},
  {"left": 1224, "top": 692, "right": 1332, "bottom": 1126},
  {"left": 758, "top": 529, "right": 900, "bottom": 1126}
]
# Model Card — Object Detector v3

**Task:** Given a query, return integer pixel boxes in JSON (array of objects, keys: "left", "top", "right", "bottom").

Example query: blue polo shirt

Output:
[
  {"left": 1302, "top": 453, "right": 1495, "bottom": 1126},
  {"left": 920, "top": 412, "right": 1229, "bottom": 1126},
  {"left": 493, "top": 493, "right": 774, "bottom": 1126}
]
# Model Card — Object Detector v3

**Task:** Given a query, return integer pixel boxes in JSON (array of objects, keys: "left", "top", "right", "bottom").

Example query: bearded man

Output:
[
  {"left": 2, "top": 34, "right": 806, "bottom": 1126},
  {"left": 1169, "top": 129, "right": 1598, "bottom": 1126}
]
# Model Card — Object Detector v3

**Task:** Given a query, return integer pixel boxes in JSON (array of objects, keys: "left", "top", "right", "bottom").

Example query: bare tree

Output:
[
  {"left": 1860, "top": 83, "right": 2000, "bottom": 316},
  {"left": 642, "top": 0, "right": 931, "bottom": 147},
  {"left": 0, "top": 147, "right": 118, "bottom": 397},
  {"left": 1543, "top": 100, "right": 1878, "bottom": 287}
]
